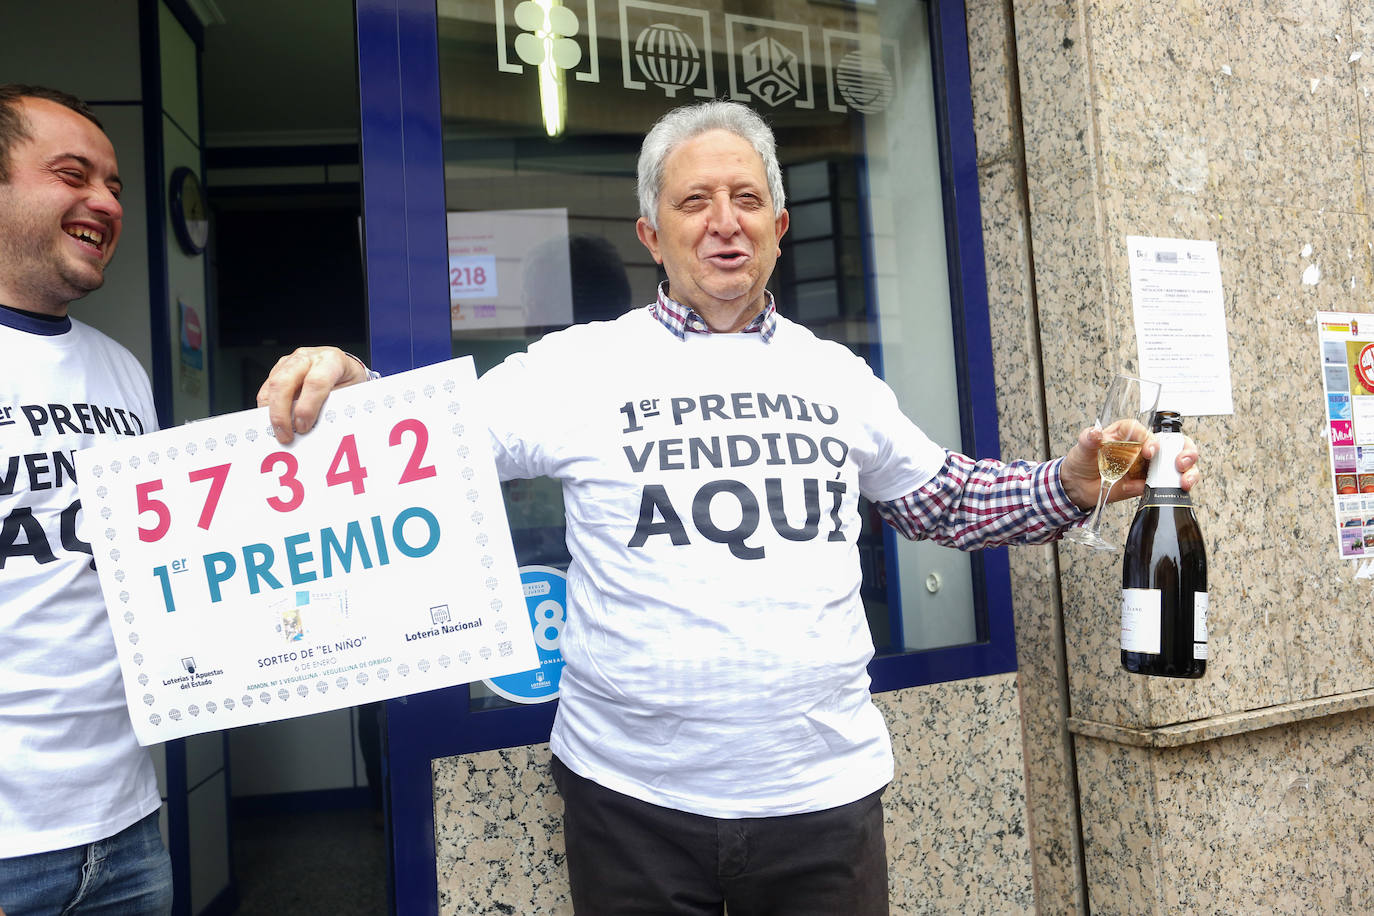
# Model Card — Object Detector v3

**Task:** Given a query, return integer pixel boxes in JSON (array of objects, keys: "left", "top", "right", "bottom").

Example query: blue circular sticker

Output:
[{"left": 482, "top": 565, "right": 566, "bottom": 704}]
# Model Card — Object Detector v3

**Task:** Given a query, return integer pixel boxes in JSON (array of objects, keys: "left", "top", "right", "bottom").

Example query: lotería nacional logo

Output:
[
  {"left": 634, "top": 23, "right": 702, "bottom": 97},
  {"left": 620, "top": 2, "right": 713, "bottom": 98}
]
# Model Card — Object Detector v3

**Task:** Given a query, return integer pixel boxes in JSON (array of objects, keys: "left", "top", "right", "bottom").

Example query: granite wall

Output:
[
  {"left": 425, "top": 3, "right": 1058, "bottom": 914},
  {"left": 429, "top": 5, "right": 1049, "bottom": 915},
  {"left": 432, "top": 674, "right": 1035, "bottom": 915},
  {"left": 996, "top": 0, "right": 1374, "bottom": 911},
  {"left": 430, "top": 1, "right": 1374, "bottom": 912}
]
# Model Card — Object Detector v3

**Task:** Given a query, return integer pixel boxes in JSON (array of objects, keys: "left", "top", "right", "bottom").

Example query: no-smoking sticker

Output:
[{"left": 1356, "top": 342, "right": 1374, "bottom": 393}]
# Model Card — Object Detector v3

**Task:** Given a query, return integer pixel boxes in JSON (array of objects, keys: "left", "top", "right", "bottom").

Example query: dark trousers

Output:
[{"left": 552, "top": 756, "right": 889, "bottom": 916}]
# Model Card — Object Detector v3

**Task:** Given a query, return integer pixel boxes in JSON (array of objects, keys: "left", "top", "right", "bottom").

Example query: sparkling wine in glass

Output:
[{"left": 1062, "top": 374, "right": 1161, "bottom": 551}]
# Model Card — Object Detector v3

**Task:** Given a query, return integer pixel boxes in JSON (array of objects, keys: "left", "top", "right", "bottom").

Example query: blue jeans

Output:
[{"left": 0, "top": 811, "right": 172, "bottom": 916}]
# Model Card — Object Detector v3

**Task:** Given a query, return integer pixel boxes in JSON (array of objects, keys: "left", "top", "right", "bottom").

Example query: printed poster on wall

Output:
[
  {"left": 1314, "top": 312, "right": 1374, "bottom": 560},
  {"left": 76, "top": 358, "right": 537, "bottom": 744}
]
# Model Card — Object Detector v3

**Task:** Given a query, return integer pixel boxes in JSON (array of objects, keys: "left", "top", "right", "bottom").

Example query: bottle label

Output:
[
  {"left": 1193, "top": 592, "right": 1209, "bottom": 659},
  {"left": 1140, "top": 487, "right": 1192, "bottom": 508},
  {"left": 1144, "top": 432, "right": 1186, "bottom": 489},
  {"left": 1121, "top": 588, "right": 1162, "bottom": 653}
]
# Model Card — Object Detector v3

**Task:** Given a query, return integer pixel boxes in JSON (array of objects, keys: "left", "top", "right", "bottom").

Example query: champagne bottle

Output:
[{"left": 1120, "top": 411, "right": 1208, "bottom": 678}]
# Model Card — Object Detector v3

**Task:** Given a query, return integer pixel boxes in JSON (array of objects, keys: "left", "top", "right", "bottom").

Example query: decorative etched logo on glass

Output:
[
  {"left": 726, "top": 16, "right": 814, "bottom": 110},
  {"left": 741, "top": 37, "right": 800, "bottom": 107},
  {"left": 835, "top": 50, "right": 893, "bottom": 113},
  {"left": 824, "top": 30, "right": 900, "bottom": 114},
  {"left": 633, "top": 23, "right": 702, "bottom": 97},
  {"left": 513, "top": 0, "right": 582, "bottom": 70},
  {"left": 494, "top": 0, "right": 601, "bottom": 83},
  {"left": 620, "top": 0, "right": 714, "bottom": 98}
]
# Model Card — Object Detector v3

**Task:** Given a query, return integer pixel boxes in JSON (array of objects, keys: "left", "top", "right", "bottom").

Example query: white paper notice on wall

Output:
[{"left": 1126, "top": 236, "right": 1235, "bottom": 416}]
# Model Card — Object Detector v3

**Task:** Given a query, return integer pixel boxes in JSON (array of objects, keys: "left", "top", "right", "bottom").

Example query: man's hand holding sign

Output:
[{"left": 76, "top": 357, "right": 535, "bottom": 745}]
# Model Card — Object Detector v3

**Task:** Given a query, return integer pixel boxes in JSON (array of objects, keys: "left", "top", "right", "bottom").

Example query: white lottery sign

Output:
[{"left": 76, "top": 357, "right": 535, "bottom": 745}]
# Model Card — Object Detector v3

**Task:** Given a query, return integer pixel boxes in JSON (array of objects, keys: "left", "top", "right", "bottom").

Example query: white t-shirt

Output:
[
  {"left": 481, "top": 308, "right": 946, "bottom": 817},
  {"left": 0, "top": 310, "right": 161, "bottom": 857}
]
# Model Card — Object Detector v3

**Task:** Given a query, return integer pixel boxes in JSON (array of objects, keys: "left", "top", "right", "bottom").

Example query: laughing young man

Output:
[{"left": 0, "top": 84, "right": 356, "bottom": 916}]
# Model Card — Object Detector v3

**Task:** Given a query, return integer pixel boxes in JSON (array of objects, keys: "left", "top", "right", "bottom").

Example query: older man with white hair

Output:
[{"left": 264, "top": 99, "right": 1202, "bottom": 915}]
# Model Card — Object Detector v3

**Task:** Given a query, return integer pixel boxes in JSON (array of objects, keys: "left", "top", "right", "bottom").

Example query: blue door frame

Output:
[{"left": 354, "top": 1, "right": 1008, "bottom": 911}]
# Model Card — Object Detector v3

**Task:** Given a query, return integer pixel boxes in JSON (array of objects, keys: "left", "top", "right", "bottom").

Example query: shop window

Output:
[{"left": 387, "top": 0, "right": 1011, "bottom": 727}]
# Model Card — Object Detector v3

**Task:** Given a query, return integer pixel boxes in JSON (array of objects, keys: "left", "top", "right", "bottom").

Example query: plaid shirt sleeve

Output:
[{"left": 875, "top": 451, "right": 1086, "bottom": 549}]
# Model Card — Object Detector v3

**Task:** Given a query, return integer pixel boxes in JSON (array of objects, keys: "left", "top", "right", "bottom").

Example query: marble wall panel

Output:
[
  {"left": 1021, "top": 0, "right": 1374, "bottom": 733},
  {"left": 1060, "top": 197, "right": 1290, "bottom": 729},
  {"left": 1244, "top": 207, "right": 1374, "bottom": 700},
  {"left": 1006, "top": 548, "right": 1084, "bottom": 916},
  {"left": 1076, "top": 707, "right": 1374, "bottom": 915},
  {"left": 1072, "top": 735, "right": 1160, "bottom": 913},
  {"left": 997, "top": 7, "right": 1129, "bottom": 879},
  {"left": 996, "top": 0, "right": 1374, "bottom": 911},
  {"left": 1060, "top": 549, "right": 1138, "bottom": 730},
  {"left": 1307, "top": 705, "right": 1374, "bottom": 910},
  {"left": 966, "top": 4, "right": 1087, "bottom": 907},
  {"left": 977, "top": 167, "right": 1042, "bottom": 448},
  {"left": 1186, "top": 0, "right": 1347, "bottom": 68},
  {"left": 1086, "top": 0, "right": 1213, "bottom": 89},
  {"left": 1093, "top": 75, "right": 1215, "bottom": 199},
  {"left": 876, "top": 674, "right": 1035, "bottom": 915},
  {"left": 1089, "top": 32, "right": 1361, "bottom": 210},
  {"left": 1247, "top": 208, "right": 1374, "bottom": 331},
  {"left": 1351, "top": 10, "right": 1374, "bottom": 140},
  {"left": 430, "top": 674, "right": 1033, "bottom": 915},
  {"left": 433, "top": 747, "right": 571, "bottom": 916},
  {"left": 1018, "top": 174, "right": 1112, "bottom": 371},
  {"left": 1012, "top": 2, "right": 1094, "bottom": 176},
  {"left": 966, "top": 0, "right": 1020, "bottom": 163}
]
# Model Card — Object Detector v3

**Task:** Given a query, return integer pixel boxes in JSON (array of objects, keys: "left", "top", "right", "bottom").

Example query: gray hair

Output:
[{"left": 636, "top": 101, "right": 785, "bottom": 229}]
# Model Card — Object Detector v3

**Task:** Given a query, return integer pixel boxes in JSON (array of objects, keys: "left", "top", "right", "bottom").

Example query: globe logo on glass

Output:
[
  {"left": 634, "top": 23, "right": 702, "bottom": 97},
  {"left": 482, "top": 566, "right": 567, "bottom": 703}
]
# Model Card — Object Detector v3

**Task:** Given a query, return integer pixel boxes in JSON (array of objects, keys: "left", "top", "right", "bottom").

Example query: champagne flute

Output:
[{"left": 1062, "top": 374, "right": 1161, "bottom": 551}]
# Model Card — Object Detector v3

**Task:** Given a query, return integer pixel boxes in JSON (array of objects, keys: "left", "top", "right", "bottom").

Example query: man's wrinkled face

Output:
[
  {"left": 636, "top": 129, "right": 788, "bottom": 333},
  {"left": 0, "top": 97, "right": 123, "bottom": 316}
]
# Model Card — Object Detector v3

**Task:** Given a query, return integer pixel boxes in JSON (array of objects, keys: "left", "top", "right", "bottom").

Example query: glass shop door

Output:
[{"left": 356, "top": 0, "right": 1009, "bottom": 912}]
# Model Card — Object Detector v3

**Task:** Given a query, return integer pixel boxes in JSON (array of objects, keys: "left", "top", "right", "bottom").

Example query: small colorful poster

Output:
[
  {"left": 1315, "top": 312, "right": 1374, "bottom": 558},
  {"left": 75, "top": 357, "right": 536, "bottom": 743}
]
